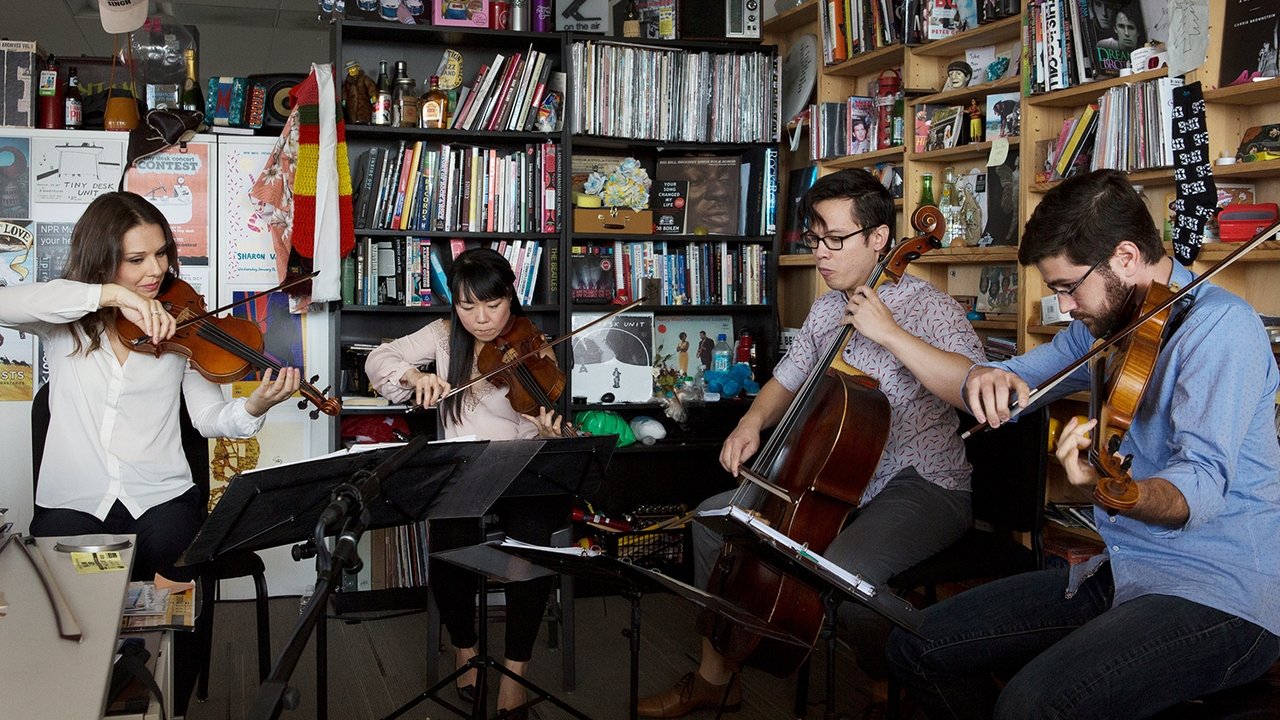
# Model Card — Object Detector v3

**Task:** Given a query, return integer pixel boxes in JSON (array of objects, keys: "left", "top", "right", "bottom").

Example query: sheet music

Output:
[
  {"left": 239, "top": 436, "right": 482, "bottom": 475},
  {"left": 499, "top": 537, "right": 601, "bottom": 558},
  {"left": 698, "top": 506, "right": 878, "bottom": 599}
]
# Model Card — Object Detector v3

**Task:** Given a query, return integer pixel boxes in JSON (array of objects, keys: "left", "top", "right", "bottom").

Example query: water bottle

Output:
[{"left": 712, "top": 334, "right": 732, "bottom": 373}]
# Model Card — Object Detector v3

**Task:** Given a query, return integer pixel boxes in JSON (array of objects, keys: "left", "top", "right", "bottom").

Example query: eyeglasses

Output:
[
  {"left": 1047, "top": 256, "right": 1109, "bottom": 298},
  {"left": 799, "top": 226, "right": 874, "bottom": 251}
]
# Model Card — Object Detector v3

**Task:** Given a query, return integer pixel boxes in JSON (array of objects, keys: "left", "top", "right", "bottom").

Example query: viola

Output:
[
  {"left": 115, "top": 277, "right": 341, "bottom": 419},
  {"left": 477, "top": 315, "right": 578, "bottom": 436},
  {"left": 700, "top": 206, "right": 945, "bottom": 676}
]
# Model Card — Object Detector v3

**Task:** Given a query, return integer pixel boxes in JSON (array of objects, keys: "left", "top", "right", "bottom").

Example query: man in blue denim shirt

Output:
[{"left": 887, "top": 170, "right": 1280, "bottom": 718}]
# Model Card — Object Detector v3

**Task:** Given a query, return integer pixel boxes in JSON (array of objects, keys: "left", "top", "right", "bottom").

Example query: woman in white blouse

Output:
[{"left": 4, "top": 191, "right": 300, "bottom": 583}]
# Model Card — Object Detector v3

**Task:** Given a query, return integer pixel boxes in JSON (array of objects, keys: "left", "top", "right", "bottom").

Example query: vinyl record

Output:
[{"left": 248, "top": 73, "right": 306, "bottom": 127}]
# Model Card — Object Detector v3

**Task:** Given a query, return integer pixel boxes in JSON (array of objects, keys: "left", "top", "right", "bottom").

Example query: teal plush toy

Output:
[{"left": 573, "top": 410, "right": 636, "bottom": 447}]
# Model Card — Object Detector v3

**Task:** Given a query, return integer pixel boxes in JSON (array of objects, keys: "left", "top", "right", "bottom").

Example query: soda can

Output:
[{"left": 490, "top": 0, "right": 509, "bottom": 29}]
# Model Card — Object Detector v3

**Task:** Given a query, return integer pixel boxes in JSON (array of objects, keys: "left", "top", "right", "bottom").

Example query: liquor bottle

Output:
[
  {"left": 64, "top": 66, "right": 83, "bottom": 130},
  {"left": 372, "top": 60, "right": 392, "bottom": 126},
  {"left": 389, "top": 61, "right": 408, "bottom": 126},
  {"left": 940, "top": 166, "right": 964, "bottom": 248},
  {"left": 623, "top": 0, "right": 641, "bottom": 37},
  {"left": 421, "top": 75, "right": 447, "bottom": 129},
  {"left": 180, "top": 49, "right": 205, "bottom": 115},
  {"left": 918, "top": 173, "right": 935, "bottom": 207},
  {"left": 37, "top": 55, "right": 63, "bottom": 130}
]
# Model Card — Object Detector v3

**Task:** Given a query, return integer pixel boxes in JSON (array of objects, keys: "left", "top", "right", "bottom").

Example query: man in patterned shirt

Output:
[{"left": 638, "top": 169, "right": 987, "bottom": 718}]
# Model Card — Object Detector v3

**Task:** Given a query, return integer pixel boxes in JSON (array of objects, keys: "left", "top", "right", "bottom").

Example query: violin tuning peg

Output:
[
  {"left": 309, "top": 409, "right": 320, "bottom": 420},
  {"left": 297, "top": 399, "right": 308, "bottom": 410},
  {"left": 1120, "top": 455, "right": 1133, "bottom": 472},
  {"left": 321, "top": 385, "right": 332, "bottom": 395},
  {"left": 309, "top": 374, "right": 320, "bottom": 385}
]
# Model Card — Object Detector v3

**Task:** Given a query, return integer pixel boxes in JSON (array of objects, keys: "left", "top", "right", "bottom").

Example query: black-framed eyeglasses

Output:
[
  {"left": 1047, "top": 255, "right": 1109, "bottom": 298},
  {"left": 798, "top": 226, "right": 874, "bottom": 251}
]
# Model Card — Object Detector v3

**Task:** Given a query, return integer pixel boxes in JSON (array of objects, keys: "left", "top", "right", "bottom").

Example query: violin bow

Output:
[
  {"left": 129, "top": 271, "right": 320, "bottom": 347},
  {"left": 418, "top": 297, "right": 649, "bottom": 409},
  {"left": 961, "top": 217, "right": 1280, "bottom": 439}
]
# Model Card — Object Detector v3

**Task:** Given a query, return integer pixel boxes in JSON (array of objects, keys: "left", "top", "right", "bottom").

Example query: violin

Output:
[
  {"left": 960, "top": 217, "right": 1280, "bottom": 512},
  {"left": 477, "top": 315, "right": 578, "bottom": 436},
  {"left": 115, "top": 277, "right": 341, "bottom": 419},
  {"left": 701, "top": 206, "right": 945, "bottom": 676}
]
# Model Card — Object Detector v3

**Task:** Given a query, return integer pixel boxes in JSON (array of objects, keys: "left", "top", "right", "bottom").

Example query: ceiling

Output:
[{"left": 0, "top": 0, "right": 330, "bottom": 77}]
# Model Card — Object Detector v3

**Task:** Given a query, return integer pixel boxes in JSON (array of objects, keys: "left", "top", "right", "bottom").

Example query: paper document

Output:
[
  {"left": 697, "top": 506, "right": 877, "bottom": 599},
  {"left": 499, "top": 537, "right": 601, "bottom": 558}
]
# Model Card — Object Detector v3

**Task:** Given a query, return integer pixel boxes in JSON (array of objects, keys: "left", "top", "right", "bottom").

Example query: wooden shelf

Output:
[
  {"left": 1214, "top": 158, "right": 1280, "bottom": 181},
  {"left": 971, "top": 319, "right": 1017, "bottom": 330},
  {"left": 1194, "top": 240, "right": 1280, "bottom": 262},
  {"left": 1203, "top": 77, "right": 1280, "bottom": 106},
  {"left": 909, "top": 15, "right": 1023, "bottom": 58},
  {"left": 911, "top": 75, "right": 1022, "bottom": 107},
  {"left": 1026, "top": 67, "right": 1168, "bottom": 108},
  {"left": 909, "top": 245, "right": 1019, "bottom": 263},
  {"left": 909, "top": 137, "right": 1019, "bottom": 163},
  {"left": 764, "top": 0, "right": 818, "bottom": 33},
  {"left": 1030, "top": 165, "right": 1174, "bottom": 194},
  {"left": 1026, "top": 324, "right": 1068, "bottom": 336},
  {"left": 822, "top": 145, "right": 906, "bottom": 169},
  {"left": 779, "top": 253, "right": 816, "bottom": 266},
  {"left": 824, "top": 43, "right": 905, "bottom": 78}
]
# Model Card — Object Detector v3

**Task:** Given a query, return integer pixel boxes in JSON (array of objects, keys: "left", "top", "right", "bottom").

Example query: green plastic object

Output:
[{"left": 573, "top": 410, "right": 636, "bottom": 447}]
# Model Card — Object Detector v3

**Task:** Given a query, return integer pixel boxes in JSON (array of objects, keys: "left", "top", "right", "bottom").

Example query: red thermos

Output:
[{"left": 37, "top": 55, "right": 64, "bottom": 130}]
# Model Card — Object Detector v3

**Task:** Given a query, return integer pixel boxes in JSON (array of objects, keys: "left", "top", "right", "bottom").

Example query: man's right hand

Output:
[
  {"left": 720, "top": 423, "right": 761, "bottom": 477},
  {"left": 964, "top": 365, "right": 1032, "bottom": 429}
]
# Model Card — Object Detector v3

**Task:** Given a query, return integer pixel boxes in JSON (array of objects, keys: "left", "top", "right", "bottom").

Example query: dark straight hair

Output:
[
  {"left": 61, "top": 191, "right": 180, "bottom": 356},
  {"left": 440, "top": 247, "right": 522, "bottom": 425},
  {"left": 797, "top": 168, "right": 895, "bottom": 239},
  {"left": 1019, "top": 169, "right": 1163, "bottom": 268}
]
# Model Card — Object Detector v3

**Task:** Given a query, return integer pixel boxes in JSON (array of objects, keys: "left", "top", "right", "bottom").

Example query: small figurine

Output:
[
  {"left": 946, "top": 60, "right": 972, "bottom": 89},
  {"left": 342, "top": 60, "right": 377, "bottom": 124},
  {"left": 967, "top": 99, "right": 983, "bottom": 143}
]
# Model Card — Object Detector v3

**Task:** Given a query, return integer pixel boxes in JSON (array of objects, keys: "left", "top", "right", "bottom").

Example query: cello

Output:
[{"left": 701, "top": 206, "right": 944, "bottom": 676}]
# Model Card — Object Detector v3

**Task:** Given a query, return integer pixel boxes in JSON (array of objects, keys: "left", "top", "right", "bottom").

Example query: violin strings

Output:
[
  {"left": 192, "top": 318, "right": 325, "bottom": 404},
  {"left": 510, "top": 361, "right": 577, "bottom": 437}
]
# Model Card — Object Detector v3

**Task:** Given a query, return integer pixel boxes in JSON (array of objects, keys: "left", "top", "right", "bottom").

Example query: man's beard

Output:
[{"left": 1074, "top": 270, "right": 1133, "bottom": 338}]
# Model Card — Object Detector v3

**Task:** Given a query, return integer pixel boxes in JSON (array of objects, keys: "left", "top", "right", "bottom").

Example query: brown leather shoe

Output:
[{"left": 636, "top": 672, "right": 743, "bottom": 718}]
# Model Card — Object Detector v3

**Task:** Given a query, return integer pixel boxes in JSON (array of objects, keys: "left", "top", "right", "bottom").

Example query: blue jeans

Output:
[{"left": 886, "top": 565, "right": 1280, "bottom": 719}]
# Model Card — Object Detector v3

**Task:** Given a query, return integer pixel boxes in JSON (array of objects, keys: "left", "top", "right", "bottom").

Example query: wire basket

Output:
[{"left": 605, "top": 527, "right": 689, "bottom": 571}]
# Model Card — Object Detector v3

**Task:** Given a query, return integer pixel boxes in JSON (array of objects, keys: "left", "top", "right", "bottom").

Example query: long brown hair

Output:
[{"left": 61, "top": 192, "right": 180, "bottom": 355}]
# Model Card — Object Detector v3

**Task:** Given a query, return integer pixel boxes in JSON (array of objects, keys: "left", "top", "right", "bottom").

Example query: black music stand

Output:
[
  {"left": 694, "top": 506, "right": 923, "bottom": 719},
  {"left": 381, "top": 435, "right": 616, "bottom": 720},
  {"left": 495, "top": 538, "right": 810, "bottom": 720}
]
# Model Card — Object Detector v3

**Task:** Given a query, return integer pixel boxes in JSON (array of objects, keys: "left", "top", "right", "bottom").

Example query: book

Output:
[
  {"left": 980, "top": 153, "right": 1020, "bottom": 247},
  {"left": 1218, "top": 0, "right": 1279, "bottom": 88},
  {"left": 653, "top": 180, "right": 688, "bottom": 235},
  {"left": 653, "top": 315, "right": 733, "bottom": 379},
  {"left": 985, "top": 91, "right": 1020, "bottom": 140},
  {"left": 926, "top": 106, "right": 964, "bottom": 151},
  {"left": 569, "top": 244, "right": 616, "bottom": 304},
  {"left": 782, "top": 165, "right": 818, "bottom": 253},
  {"left": 1054, "top": 103, "right": 1099, "bottom": 179},
  {"left": 653, "top": 156, "right": 742, "bottom": 236}
]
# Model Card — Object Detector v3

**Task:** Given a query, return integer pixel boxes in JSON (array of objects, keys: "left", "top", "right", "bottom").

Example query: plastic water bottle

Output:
[{"left": 712, "top": 334, "right": 732, "bottom": 373}]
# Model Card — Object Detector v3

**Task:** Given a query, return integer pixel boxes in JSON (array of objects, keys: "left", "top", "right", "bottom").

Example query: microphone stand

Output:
[{"left": 249, "top": 436, "right": 429, "bottom": 720}]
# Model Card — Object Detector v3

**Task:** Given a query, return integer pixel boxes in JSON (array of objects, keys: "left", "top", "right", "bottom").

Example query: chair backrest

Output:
[
  {"left": 960, "top": 406, "right": 1050, "bottom": 558},
  {"left": 31, "top": 383, "right": 212, "bottom": 518}
]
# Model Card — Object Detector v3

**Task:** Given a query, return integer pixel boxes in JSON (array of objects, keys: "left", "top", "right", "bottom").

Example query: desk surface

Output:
[{"left": 0, "top": 534, "right": 134, "bottom": 720}]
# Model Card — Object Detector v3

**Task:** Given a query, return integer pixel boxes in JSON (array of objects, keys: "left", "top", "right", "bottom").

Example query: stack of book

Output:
[{"left": 1044, "top": 501, "right": 1099, "bottom": 534}]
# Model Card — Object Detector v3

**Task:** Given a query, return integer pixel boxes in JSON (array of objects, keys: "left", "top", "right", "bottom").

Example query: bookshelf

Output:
[{"left": 769, "top": 0, "right": 1280, "bottom": 535}]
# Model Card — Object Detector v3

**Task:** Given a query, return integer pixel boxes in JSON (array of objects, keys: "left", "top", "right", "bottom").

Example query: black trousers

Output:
[
  {"left": 429, "top": 495, "right": 567, "bottom": 663},
  {"left": 31, "top": 485, "right": 204, "bottom": 583}
]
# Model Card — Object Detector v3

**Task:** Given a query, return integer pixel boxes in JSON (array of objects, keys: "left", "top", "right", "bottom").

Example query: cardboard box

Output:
[
  {"left": 574, "top": 207, "right": 653, "bottom": 235},
  {"left": 0, "top": 40, "right": 41, "bottom": 128}
]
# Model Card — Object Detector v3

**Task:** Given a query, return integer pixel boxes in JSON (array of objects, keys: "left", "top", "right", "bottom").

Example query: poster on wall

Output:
[
  {"left": 207, "top": 415, "right": 310, "bottom": 513},
  {"left": 218, "top": 140, "right": 282, "bottom": 286},
  {"left": 0, "top": 219, "right": 35, "bottom": 400},
  {"left": 0, "top": 138, "right": 31, "bottom": 219},
  {"left": 31, "top": 136, "right": 125, "bottom": 206},
  {"left": 229, "top": 290, "right": 306, "bottom": 384},
  {"left": 124, "top": 144, "right": 211, "bottom": 265},
  {"left": 653, "top": 314, "right": 733, "bottom": 379},
  {"left": 0, "top": 220, "right": 35, "bottom": 286},
  {"left": 35, "top": 222, "right": 74, "bottom": 282}
]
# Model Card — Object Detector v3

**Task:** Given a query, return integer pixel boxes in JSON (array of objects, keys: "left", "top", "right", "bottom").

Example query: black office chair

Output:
[
  {"left": 888, "top": 406, "right": 1050, "bottom": 603},
  {"left": 30, "top": 383, "right": 272, "bottom": 704}
]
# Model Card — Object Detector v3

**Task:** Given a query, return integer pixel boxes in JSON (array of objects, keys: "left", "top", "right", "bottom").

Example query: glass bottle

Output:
[
  {"left": 372, "top": 60, "right": 392, "bottom": 126},
  {"left": 394, "top": 76, "right": 418, "bottom": 128},
  {"left": 389, "top": 60, "right": 408, "bottom": 127},
  {"left": 421, "top": 75, "right": 447, "bottom": 129},
  {"left": 940, "top": 166, "right": 960, "bottom": 248},
  {"left": 64, "top": 66, "right": 83, "bottom": 130},
  {"left": 180, "top": 49, "right": 204, "bottom": 115},
  {"left": 918, "top": 172, "right": 935, "bottom": 207},
  {"left": 623, "top": 0, "right": 641, "bottom": 37}
]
